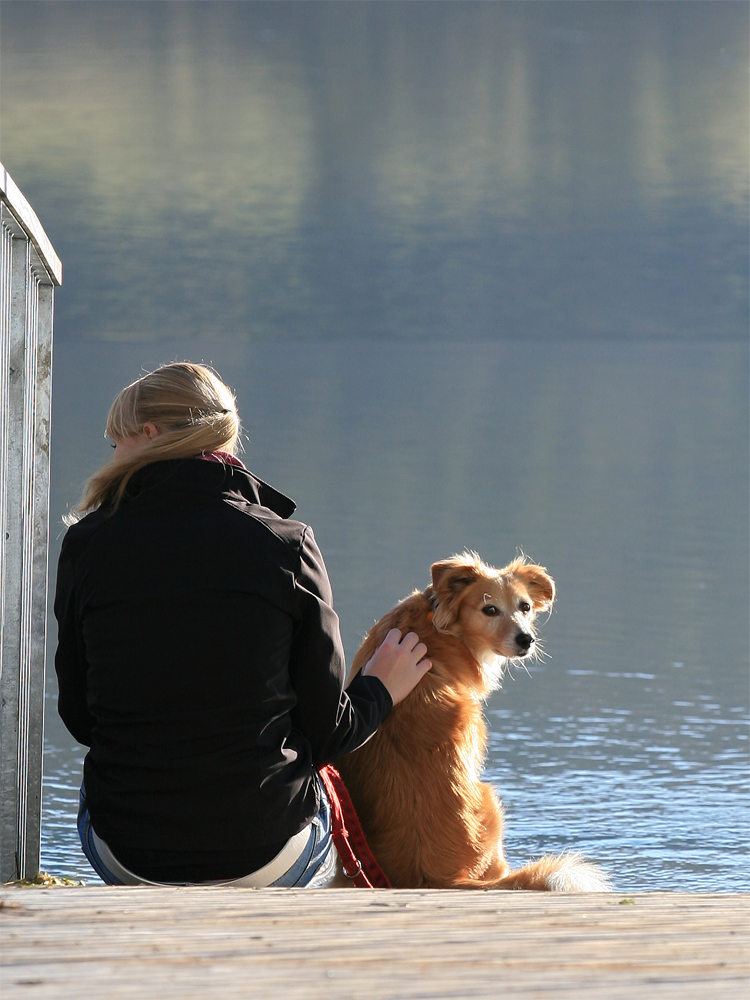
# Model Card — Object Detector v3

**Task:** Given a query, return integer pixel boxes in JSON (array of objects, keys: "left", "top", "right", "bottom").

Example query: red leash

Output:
[{"left": 318, "top": 765, "right": 391, "bottom": 889}]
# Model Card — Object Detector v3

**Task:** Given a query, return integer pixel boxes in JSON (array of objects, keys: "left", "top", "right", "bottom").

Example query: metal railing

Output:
[{"left": 0, "top": 163, "right": 61, "bottom": 882}]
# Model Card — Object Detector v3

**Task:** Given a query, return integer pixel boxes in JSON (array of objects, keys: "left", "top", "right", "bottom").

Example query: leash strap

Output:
[{"left": 318, "top": 765, "right": 391, "bottom": 889}]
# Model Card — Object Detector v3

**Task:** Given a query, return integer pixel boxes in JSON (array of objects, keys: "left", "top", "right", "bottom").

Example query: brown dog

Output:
[{"left": 337, "top": 552, "right": 610, "bottom": 891}]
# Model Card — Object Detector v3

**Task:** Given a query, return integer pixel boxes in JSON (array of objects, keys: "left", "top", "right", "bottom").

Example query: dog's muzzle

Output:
[{"left": 515, "top": 631, "right": 534, "bottom": 654}]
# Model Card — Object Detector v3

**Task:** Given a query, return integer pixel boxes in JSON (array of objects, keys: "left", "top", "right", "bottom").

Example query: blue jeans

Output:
[{"left": 77, "top": 780, "right": 334, "bottom": 887}]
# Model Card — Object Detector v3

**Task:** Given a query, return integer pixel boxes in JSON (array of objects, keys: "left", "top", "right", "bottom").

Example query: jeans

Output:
[{"left": 77, "top": 779, "right": 334, "bottom": 887}]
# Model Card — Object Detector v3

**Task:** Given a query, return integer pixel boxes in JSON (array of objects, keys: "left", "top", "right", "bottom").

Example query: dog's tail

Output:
[{"left": 456, "top": 853, "right": 612, "bottom": 892}]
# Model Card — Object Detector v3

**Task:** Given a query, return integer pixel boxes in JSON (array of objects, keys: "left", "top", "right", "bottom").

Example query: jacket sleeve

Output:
[
  {"left": 287, "top": 526, "right": 392, "bottom": 766},
  {"left": 53, "top": 531, "right": 94, "bottom": 747}
]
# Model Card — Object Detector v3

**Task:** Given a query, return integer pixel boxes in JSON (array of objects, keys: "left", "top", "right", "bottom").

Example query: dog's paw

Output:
[{"left": 545, "top": 855, "right": 612, "bottom": 893}]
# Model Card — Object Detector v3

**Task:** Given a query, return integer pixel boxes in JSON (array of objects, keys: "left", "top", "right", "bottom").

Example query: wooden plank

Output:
[{"left": 0, "top": 888, "right": 747, "bottom": 999}]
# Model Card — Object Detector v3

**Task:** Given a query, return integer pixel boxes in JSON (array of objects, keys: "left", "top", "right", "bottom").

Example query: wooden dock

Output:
[{"left": 1, "top": 887, "right": 747, "bottom": 998}]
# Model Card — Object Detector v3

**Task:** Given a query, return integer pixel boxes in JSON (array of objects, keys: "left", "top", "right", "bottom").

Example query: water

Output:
[{"left": 1, "top": 2, "right": 747, "bottom": 889}]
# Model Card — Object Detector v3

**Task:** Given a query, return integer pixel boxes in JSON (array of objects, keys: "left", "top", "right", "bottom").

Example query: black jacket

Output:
[{"left": 54, "top": 458, "right": 391, "bottom": 880}]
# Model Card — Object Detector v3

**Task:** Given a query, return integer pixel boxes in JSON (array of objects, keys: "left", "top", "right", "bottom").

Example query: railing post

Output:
[{"left": 0, "top": 164, "right": 61, "bottom": 882}]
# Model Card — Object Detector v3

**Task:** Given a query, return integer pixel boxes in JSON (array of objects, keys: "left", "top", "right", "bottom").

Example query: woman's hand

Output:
[{"left": 362, "top": 629, "right": 432, "bottom": 706}]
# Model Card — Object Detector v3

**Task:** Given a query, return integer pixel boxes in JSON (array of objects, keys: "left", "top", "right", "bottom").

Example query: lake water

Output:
[{"left": 1, "top": 1, "right": 747, "bottom": 890}]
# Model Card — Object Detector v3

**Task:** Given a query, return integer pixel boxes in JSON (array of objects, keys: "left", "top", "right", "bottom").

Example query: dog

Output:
[{"left": 336, "top": 552, "right": 610, "bottom": 891}]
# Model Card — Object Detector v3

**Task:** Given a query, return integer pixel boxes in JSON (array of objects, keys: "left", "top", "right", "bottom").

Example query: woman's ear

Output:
[
  {"left": 514, "top": 564, "right": 555, "bottom": 610},
  {"left": 142, "top": 422, "right": 160, "bottom": 440}
]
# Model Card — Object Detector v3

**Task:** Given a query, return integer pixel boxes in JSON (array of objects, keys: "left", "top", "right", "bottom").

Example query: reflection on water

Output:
[
  {"left": 0, "top": 0, "right": 746, "bottom": 889},
  {"left": 1, "top": 1, "right": 748, "bottom": 341},
  {"left": 42, "top": 340, "right": 748, "bottom": 888}
]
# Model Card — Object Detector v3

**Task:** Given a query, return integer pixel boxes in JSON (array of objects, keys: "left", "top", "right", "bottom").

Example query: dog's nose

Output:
[{"left": 515, "top": 631, "right": 534, "bottom": 651}]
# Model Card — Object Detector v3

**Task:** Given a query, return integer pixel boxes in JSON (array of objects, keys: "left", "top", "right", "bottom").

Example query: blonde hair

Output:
[{"left": 69, "top": 362, "right": 241, "bottom": 520}]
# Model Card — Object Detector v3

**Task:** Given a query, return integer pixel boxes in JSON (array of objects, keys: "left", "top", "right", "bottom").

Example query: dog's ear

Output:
[
  {"left": 431, "top": 560, "right": 478, "bottom": 592},
  {"left": 430, "top": 559, "right": 478, "bottom": 634},
  {"left": 514, "top": 563, "right": 555, "bottom": 610}
]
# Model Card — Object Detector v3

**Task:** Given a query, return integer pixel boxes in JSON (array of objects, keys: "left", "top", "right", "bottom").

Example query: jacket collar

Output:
[
  {"left": 228, "top": 465, "right": 297, "bottom": 518},
  {"left": 126, "top": 459, "right": 297, "bottom": 519}
]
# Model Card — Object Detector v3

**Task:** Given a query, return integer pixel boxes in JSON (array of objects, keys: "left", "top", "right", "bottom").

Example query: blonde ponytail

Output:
[{"left": 67, "top": 363, "right": 241, "bottom": 522}]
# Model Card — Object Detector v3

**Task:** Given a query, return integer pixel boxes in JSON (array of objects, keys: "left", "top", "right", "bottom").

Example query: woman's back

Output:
[{"left": 55, "top": 457, "right": 390, "bottom": 880}]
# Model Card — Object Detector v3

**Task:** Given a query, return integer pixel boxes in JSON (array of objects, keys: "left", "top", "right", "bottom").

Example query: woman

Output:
[{"left": 54, "top": 362, "right": 431, "bottom": 886}]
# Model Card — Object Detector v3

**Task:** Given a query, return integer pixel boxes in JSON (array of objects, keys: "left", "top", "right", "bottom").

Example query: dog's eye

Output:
[
  {"left": 519, "top": 601, "right": 531, "bottom": 614},
  {"left": 482, "top": 605, "right": 499, "bottom": 617}
]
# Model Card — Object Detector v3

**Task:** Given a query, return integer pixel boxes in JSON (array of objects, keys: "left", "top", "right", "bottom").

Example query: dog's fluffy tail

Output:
[{"left": 458, "top": 853, "right": 612, "bottom": 892}]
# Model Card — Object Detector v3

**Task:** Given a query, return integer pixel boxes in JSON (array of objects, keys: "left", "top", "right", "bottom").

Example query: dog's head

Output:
[{"left": 429, "top": 552, "right": 554, "bottom": 679}]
